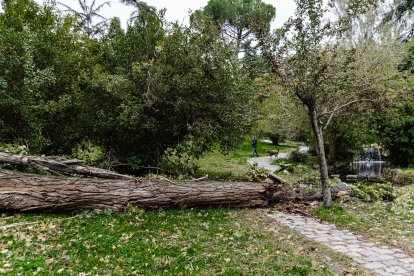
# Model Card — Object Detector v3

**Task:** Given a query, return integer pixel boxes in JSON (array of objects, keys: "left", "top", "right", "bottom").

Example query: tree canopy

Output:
[
  {"left": 196, "top": 0, "right": 276, "bottom": 55},
  {"left": 271, "top": 0, "right": 406, "bottom": 205},
  {"left": 0, "top": 0, "right": 257, "bottom": 170}
]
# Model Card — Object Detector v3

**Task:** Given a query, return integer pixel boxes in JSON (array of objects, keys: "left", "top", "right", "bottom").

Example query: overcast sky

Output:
[{"left": 22, "top": 0, "right": 297, "bottom": 30}]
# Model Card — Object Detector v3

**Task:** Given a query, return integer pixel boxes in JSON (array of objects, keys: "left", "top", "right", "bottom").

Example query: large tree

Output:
[
  {"left": 383, "top": 0, "right": 414, "bottom": 41},
  {"left": 196, "top": 0, "right": 276, "bottom": 56},
  {"left": 0, "top": 0, "right": 257, "bottom": 172},
  {"left": 95, "top": 9, "right": 257, "bottom": 168},
  {"left": 272, "top": 0, "right": 404, "bottom": 206},
  {"left": 0, "top": 0, "right": 94, "bottom": 153},
  {"left": 59, "top": 0, "right": 110, "bottom": 37}
]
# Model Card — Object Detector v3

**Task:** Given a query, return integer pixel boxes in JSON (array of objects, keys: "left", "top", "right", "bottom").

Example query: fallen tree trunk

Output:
[
  {"left": 0, "top": 152, "right": 132, "bottom": 179},
  {"left": 272, "top": 183, "right": 352, "bottom": 202},
  {"left": 267, "top": 173, "right": 288, "bottom": 185},
  {"left": 0, "top": 170, "right": 275, "bottom": 212}
]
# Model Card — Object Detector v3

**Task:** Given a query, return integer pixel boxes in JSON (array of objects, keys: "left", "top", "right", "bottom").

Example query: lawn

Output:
[
  {"left": 196, "top": 138, "right": 297, "bottom": 180},
  {"left": 0, "top": 208, "right": 363, "bottom": 275}
]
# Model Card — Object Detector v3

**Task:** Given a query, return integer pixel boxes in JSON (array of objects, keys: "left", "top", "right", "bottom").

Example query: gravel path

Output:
[{"left": 269, "top": 211, "right": 414, "bottom": 275}]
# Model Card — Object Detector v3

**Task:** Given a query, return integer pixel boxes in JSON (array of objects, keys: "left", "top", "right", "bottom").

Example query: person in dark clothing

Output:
[{"left": 251, "top": 136, "right": 258, "bottom": 157}]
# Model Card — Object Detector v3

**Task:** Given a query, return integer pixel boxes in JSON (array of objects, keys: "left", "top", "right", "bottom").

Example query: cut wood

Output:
[
  {"left": 267, "top": 173, "right": 288, "bottom": 185},
  {"left": 0, "top": 152, "right": 132, "bottom": 179},
  {"left": 0, "top": 170, "right": 275, "bottom": 212}
]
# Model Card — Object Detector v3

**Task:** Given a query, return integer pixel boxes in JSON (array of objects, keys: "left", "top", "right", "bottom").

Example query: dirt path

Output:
[{"left": 269, "top": 211, "right": 414, "bottom": 275}]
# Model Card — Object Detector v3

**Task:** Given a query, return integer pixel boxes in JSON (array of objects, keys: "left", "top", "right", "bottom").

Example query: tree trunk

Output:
[
  {"left": 327, "top": 123, "right": 339, "bottom": 170},
  {"left": 308, "top": 107, "right": 332, "bottom": 206},
  {"left": 0, "top": 152, "right": 132, "bottom": 180},
  {"left": 0, "top": 170, "right": 275, "bottom": 212},
  {"left": 235, "top": 28, "right": 243, "bottom": 58},
  {"left": 267, "top": 173, "right": 288, "bottom": 185}
]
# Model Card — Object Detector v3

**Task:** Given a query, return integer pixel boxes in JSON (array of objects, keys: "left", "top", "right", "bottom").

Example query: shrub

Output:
[
  {"left": 160, "top": 142, "right": 202, "bottom": 176},
  {"left": 0, "top": 143, "right": 28, "bottom": 155},
  {"left": 72, "top": 141, "right": 103, "bottom": 165},
  {"left": 391, "top": 169, "right": 414, "bottom": 186},
  {"left": 289, "top": 150, "right": 307, "bottom": 163},
  {"left": 271, "top": 159, "right": 295, "bottom": 172},
  {"left": 247, "top": 163, "right": 269, "bottom": 182},
  {"left": 264, "top": 132, "right": 285, "bottom": 145},
  {"left": 351, "top": 182, "right": 396, "bottom": 202},
  {"left": 298, "top": 170, "right": 321, "bottom": 186}
]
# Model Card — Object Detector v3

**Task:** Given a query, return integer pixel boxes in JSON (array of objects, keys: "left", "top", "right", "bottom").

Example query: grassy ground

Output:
[
  {"left": 0, "top": 208, "right": 363, "bottom": 275},
  {"left": 196, "top": 139, "right": 297, "bottom": 180},
  {"left": 312, "top": 184, "right": 414, "bottom": 255}
]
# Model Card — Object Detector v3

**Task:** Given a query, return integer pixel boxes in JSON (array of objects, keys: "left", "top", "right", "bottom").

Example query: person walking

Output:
[{"left": 251, "top": 136, "right": 259, "bottom": 157}]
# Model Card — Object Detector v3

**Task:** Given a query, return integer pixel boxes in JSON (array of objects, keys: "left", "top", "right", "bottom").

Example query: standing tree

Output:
[
  {"left": 59, "top": 0, "right": 110, "bottom": 37},
  {"left": 195, "top": 0, "right": 276, "bottom": 56},
  {"left": 272, "top": 0, "right": 404, "bottom": 206},
  {"left": 118, "top": 0, "right": 156, "bottom": 24},
  {"left": 382, "top": 0, "right": 414, "bottom": 41}
]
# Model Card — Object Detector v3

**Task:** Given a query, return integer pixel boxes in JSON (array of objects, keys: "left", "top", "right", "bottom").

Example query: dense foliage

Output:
[
  {"left": 270, "top": 0, "right": 405, "bottom": 205},
  {"left": 0, "top": 0, "right": 257, "bottom": 169},
  {"left": 380, "top": 103, "right": 414, "bottom": 166},
  {"left": 0, "top": 0, "right": 412, "bottom": 174},
  {"left": 196, "top": 0, "right": 276, "bottom": 55}
]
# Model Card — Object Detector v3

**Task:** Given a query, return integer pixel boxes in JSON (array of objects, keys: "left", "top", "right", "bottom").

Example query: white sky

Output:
[{"left": 1, "top": 0, "right": 297, "bottom": 30}]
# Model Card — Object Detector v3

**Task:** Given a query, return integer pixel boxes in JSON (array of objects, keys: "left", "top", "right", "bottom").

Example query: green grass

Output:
[
  {"left": 312, "top": 184, "right": 414, "bottom": 255},
  {"left": 196, "top": 139, "right": 297, "bottom": 180},
  {"left": 0, "top": 208, "right": 363, "bottom": 275},
  {"left": 314, "top": 205, "right": 359, "bottom": 226}
]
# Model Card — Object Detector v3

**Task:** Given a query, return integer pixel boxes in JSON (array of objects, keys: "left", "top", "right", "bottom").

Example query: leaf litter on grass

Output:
[{"left": 1, "top": 208, "right": 365, "bottom": 275}]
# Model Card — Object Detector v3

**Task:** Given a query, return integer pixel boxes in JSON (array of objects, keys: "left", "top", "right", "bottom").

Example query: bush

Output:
[
  {"left": 380, "top": 103, "right": 414, "bottom": 167},
  {"left": 72, "top": 141, "right": 103, "bottom": 165},
  {"left": 289, "top": 150, "right": 307, "bottom": 163},
  {"left": 264, "top": 132, "right": 285, "bottom": 145},
  {"left": 161, "top": 147, "right": 199, "bottom": 176},
  {"left": 351, "top": 182, "right": 396, "bottom": 202},
  {"left": 247, "top": 163, "right": 269, "bottom": 182},
  {"left": 0, "top": 143, "right": 28, "bottom": 155},
  {"left": 391, "top": 169, "right": 414, "bottom": 186},
  {"left": 271, "top": 159, "right": 295, "bottom": 172}
]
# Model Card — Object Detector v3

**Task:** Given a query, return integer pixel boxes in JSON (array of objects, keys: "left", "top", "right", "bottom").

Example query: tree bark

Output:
[
  {"left": 0, "top": 152, "right": 132, "bottom": 179},
  {"left": 267, "top": 173, "right": 288, "bottom": 185},
  {"left": 0, "top": 170, "right": 275, "bottom": 212},
  {"left": 308, "top": 106, "right": 332, "bottom": 206}
]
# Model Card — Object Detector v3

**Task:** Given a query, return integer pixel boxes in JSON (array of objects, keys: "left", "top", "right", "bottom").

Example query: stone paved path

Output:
[
  {"left": 269, "top": 212, "right": 414, "bottom": 275},
  {"left": 247, "top": 155, "right": 282, "bottom": 172}
]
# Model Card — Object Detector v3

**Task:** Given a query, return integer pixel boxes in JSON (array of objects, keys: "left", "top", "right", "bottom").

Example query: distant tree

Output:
[
  {"left": 118, "top": 0, "right": 156, "bottom": 23},
  {"left": 383, "top": 0, "right": 414, "bottom": 41},
  {"left": 59, "top": 0, "right": 110, "bottom": 37},
  {"left": 195, "top": 0, "right": 276, "bottom": 56},
  {"left": 378, "top": 39, "right": 414, "bottom": 166},
  {"left": 272, "top": 0, "right": 403, "bottom": 206},
  {"left": 380, "top": 103, "right": 414, "bottom": 166}
]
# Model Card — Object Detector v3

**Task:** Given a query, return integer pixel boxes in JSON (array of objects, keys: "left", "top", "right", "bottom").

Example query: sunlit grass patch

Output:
[{"left": 0, "top": 208, "right": 362, "bottom": 275}]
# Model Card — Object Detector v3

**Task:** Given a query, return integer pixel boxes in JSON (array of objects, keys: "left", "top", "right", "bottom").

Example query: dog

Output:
[{"left": 267, "top": 149, "right": 280, "bottom": 158}]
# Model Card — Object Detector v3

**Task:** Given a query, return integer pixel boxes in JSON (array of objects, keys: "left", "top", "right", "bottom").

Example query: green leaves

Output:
[
  {"left": 200, "top": 0, "right": 276, "bottom": 54},
  {"left": 379, "top": 103, "right": 414, "bottom": 166},
  {"left": 0, "top": 0, "right": 258, "bottom": 168}
]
